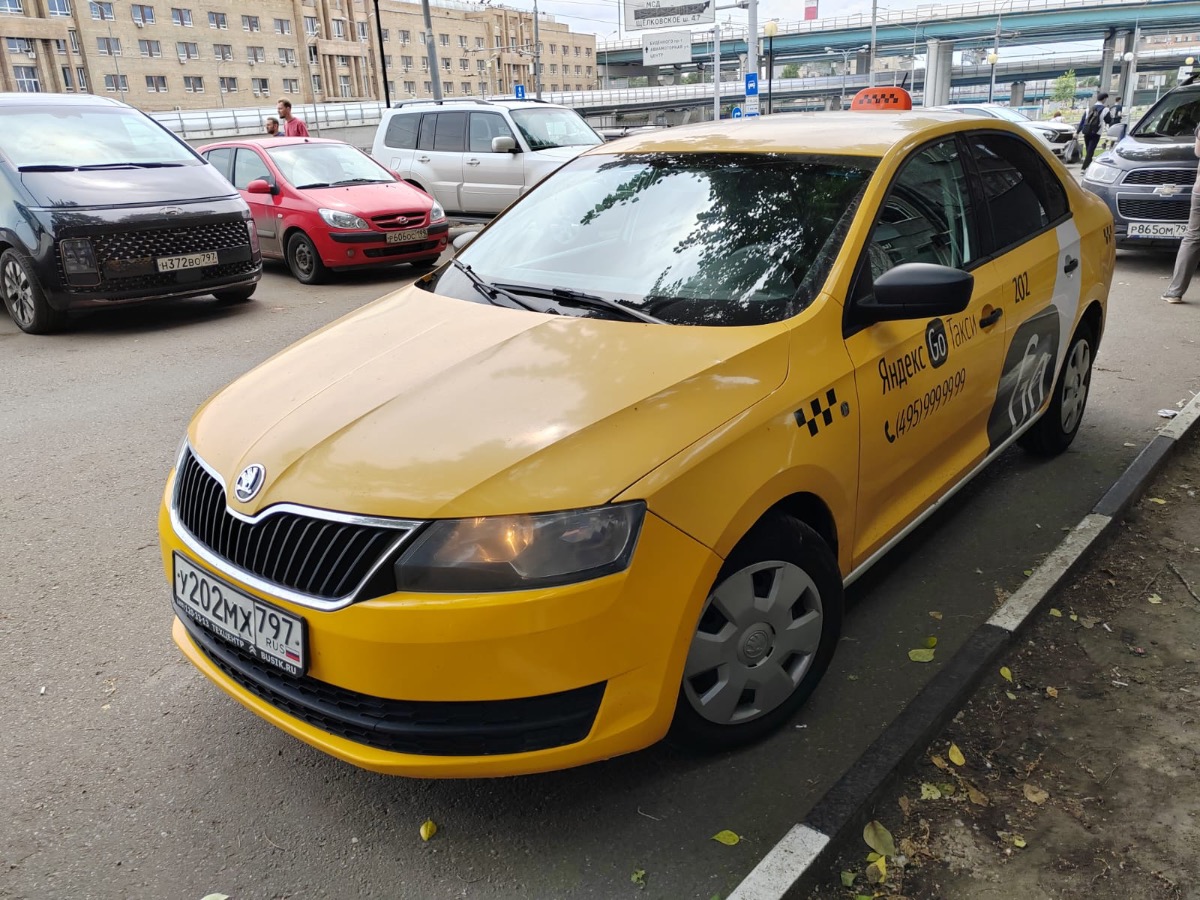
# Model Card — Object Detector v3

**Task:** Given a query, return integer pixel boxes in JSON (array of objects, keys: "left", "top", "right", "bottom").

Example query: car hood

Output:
[
  {"left": 1112, "top": 137, "right": 1200, "bottom": 164},
  {"left": 1031, "top": 121, "right": 1075, "bottom": 135},
  {"left": 299, "top": 180, "right": 431, "bottom": 218},
  {"left": 21, "top": 164, "right": 236, "bottom": 209},
  {"left": 188, "top": 285, "right": 788, "bottom": 520}
]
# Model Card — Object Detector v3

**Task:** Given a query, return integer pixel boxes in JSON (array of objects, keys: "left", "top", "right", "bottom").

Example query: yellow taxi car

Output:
[{"left": 160, "top": 97, "right": 1114, "bottom": 777}]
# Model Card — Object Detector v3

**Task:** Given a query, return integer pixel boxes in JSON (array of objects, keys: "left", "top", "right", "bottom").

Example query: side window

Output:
[
  {"left": 232, "top": 148, "right": 270, "bottom": 189},
  {"left": 383, "top": 113, "right": 418, "bottom": 150},
  {"left": 416, "top": 113, "right": 437, "bottom": 151},
  {"left": 967, "top": 133, "right": 1069, "bottom": 253},
  {"left": 859, "top": 139, "right": 977, "bottom": 298},
  {"left": 468, "top": 112, "right": 514, "bottom": 152},
  {"left": 204, "top": 147, "right": 233, "bottom": 181},
  {"left": 432, "top": 111, "right": 467, "bottom": 152}
]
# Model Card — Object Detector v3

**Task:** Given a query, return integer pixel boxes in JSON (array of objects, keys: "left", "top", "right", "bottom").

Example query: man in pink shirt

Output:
[{"left": 277, "top": 98, "right": 310, "bottom": 137}]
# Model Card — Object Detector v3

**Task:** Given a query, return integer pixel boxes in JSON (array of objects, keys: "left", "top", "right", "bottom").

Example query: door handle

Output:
[
  {"left": 1063, "top": 255, "right": 1079, "bottom": 274},
  {"left": 466, "top": 159, "right": 481, "bottom": 166},
  {"left": 416, "top": 155, "right": 430, "bottom": 163},
  {"left": 979, "top": 308, "right": 1003, "bottom": 328}
]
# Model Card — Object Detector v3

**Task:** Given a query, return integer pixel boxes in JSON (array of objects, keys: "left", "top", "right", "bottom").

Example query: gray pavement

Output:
[{"left": 1, "top": 251, "right": 1198, "bottom": 900}]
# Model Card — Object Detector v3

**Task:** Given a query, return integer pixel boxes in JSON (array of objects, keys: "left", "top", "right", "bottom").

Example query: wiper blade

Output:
[
  {"left": 330, "top": 178, "right": 389, "bottom": 186},
  {"left": 295, "top": 181, "right": 333, "bottom": 189},
  {"left": 492, "top": 282, "right": 665, "bottom": 324},
  {"left": 18, "top": 164, "right": 79, "bottom": 172},
  {"left": 452, "top": 260, "right": 542, "bottom": 313},
  {"left": 76, "top": 161, "right": 186, "bottom": 169}
]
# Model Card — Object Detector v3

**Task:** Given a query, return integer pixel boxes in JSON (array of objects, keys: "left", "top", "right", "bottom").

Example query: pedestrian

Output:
[
  {"left": 1160, "top": 121, "right": 1200, "bottom": 304},
  {"left": 1077, "top": 92, "right": 1111, "bottom": 172},
  {"left": 276, "top": 99, "right": 309, "bottom": 137},
  {"left": 264, "top": 116, "right": 280, "bottom": 136},
  {"left": 1050, "top": 109, "right": 1064, "bottom": 122}
]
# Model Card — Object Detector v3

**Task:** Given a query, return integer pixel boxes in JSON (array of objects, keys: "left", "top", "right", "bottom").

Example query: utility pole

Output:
[
  {"left": 421, "top": 0, "right": 443, "bottom": 100},
  {"left": 869, "top": 0, "right": 877, "bottom": 87},
  {"left": 533, "top": 0, "right": 542, "bottom": 100},
  {"left": 373, "top": 0, "right": 390, "bottom": 106},
  {"left": 746, "top": 0, "right": 756, "bottom": 86}
]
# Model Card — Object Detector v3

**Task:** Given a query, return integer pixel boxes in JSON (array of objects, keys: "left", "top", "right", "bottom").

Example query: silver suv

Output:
[{"left": 371, "top": 99, "right": 603, "bottom": 217}]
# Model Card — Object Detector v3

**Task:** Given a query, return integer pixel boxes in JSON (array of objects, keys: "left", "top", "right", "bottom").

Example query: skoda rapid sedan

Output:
[
  {"left": 199, "top": 137, "right": 447, "bottom": 284},
  {"left": 161, "top": 107, "right": 1113, "bottom": 777}
]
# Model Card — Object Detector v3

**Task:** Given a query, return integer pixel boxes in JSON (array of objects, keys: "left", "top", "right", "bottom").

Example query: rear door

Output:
[
  {"left": 411, "top": 111, "right": 465, "bottom": 212},
  {"left": 459, "top": 111, "right": 524, "bottom": 214}
]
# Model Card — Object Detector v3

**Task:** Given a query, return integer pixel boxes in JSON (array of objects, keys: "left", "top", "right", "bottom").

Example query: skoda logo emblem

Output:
[{"left": 234, "top": 464, "right": 265, "bottom": 502}]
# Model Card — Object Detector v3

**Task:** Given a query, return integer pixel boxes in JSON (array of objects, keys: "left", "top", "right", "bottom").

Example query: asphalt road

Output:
[{"left": 1, "top": 251, "right": 1197, "bottom": 900}]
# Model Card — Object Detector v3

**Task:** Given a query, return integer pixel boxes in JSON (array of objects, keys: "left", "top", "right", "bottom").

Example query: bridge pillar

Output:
[
  {"left": 1097, "top": 32, "right": 1117, "bottom": 98},
  {"left": 1115, "top": 29, "right": 1139, "bottom": 108},
  {"left": 1009, "top": 81, "right": 1025, "bottom": 107},
  {"left": 924, "top": 39, "right": 954, "bottom": 107}
]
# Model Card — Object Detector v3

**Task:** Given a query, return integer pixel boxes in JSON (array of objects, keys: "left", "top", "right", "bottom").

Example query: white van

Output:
[{"left": 370, "top": 98, "right": 604, "bottom": 217}]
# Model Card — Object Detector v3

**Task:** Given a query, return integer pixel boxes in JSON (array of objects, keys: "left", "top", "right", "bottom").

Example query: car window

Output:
[
  {"left": 1133, "top": 90, "right": 1200, "bottom": 138},
  {"left": 432, "top": 112, "right": 467, "bottom": 152},
  {"left": 860, "top": 139, "right": 977, "bottom": 297},
  {"left": 383, "top": 113, "right": 419, "bottom": 150},
  {"left": 232, "top": 148, "right": 271, "bottom": 189},
  {"left": 966, "top": 133, "right": 1068, "bottom": 253},
  {"left": 0, "top": 106, "right": 198, "bottom": 169},
  {"left": 416, "top": 113, "right": 437, "bottom": 151},
  {"left": 268, "top": 142, "right": 393, "bottom": 188},
  {"left": 509, "top": 107, "right": 602, "bottom": 150},
  {"left": 205, "top": 147, "right": 233, "bottom": 181},
  {"left": 469, "top": 112, "right": 515, "bottom": 153}
]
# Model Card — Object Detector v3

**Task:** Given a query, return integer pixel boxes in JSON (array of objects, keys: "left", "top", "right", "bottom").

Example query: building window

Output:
[
  {"left": 176, "top": 41, "right": 198, "bottom": 58},
  {"left": 103, "top": 73, "right": 128, "bottom": 92},
  {"left": 549, "top": 64, "right": 556, "bottom": 74},
  {"left": 311, "top": 73, "right": 321, "bottom": 93},
  {"left": 219, "top": 75, "right": 236, "bottom": 92},
  {"left": 574, "top": 65, "right": 581, "bottom": 75},
  {"left": 303, "top": 16, "right": 317, "bottom": 36},
  {"left": 282, "top": 77, "right": 298, "bottom": 93},
  {"left": 61, "top": 65, "right": 74, "bottom": 89},
  {"left": 357, "top": 21, "right": 367, "bottom": 41},
  {"left": 171, "top": 7, "right": 192, "bottom": 26},
  {"left": 247, "top": 45, "right": 264, "bottom": 62},
  {"left": 585, "top": 65, "right": 592, "bottom": 75},
  {"left": 89, "top": 1, "right": 113, "bottom": 19},
  {"left": 336, "top": 54, "right": 349, "bottom": 67},
  {"left": 476, "top": 59, "right": 484, "bottom": 72},
  {"left": 383, "top": 54, "right": 391, "bottom": 67},
  {"left": 443, "top": 82, "right": 453, "bottom": 94},
  {"left": 574, "top": 46, "right": 580, "bottom": 56},
  {"left": 184, "top": 74, "right": 202, "bottom": 91},
  {"left": 5, "top": 37, "right": 32, "bottom": 54},
  {"left": 273, "top": 17, "right": 290, "bottom": 35},
  {"left": 381, "top": 28, "right": 389, "bottom": 41},
  {"left": 131, "top": 3, "right": 154, "bottom": 24},
  {"left": 338, "top": 73, "right": 350, "bottom": 97},
  {"left": 96, "top": 36, "right": 121, "bottom": 55},
  {"left": 139, "top": 39, "right": 161, "bottom": 56},
  {"left": 403, "top": 80, "right": 414, "bottom": 93},
  {"left": 475, "top": 37, "right": 484, "bottom": 49},
  {"left": 401, "top": 55, "right": 412, "bottom": 71},
  {"left": 331, "top": 19, "right": 345, "bottom": 39},
  {"left": 585, "top": 47, "right": 591, "bottom": 57},
  {"left": 13, "top": 65, "right": 39, "bottom": 91},
  {"left": 549, "top": 44, "right": 556, "bottom": 55},
  {"left": 69, "top": 29, "right": 80, "bottom": 52},
  {"left": 438, "top": 32, "right": 448, "bottom": 46},
  {"left": 252, "top": 76, "right": 268, "bottom": 94},
  {"left": 307, "top": 44, "right": 317, "bottom": 64},
  {"left": 423, "top": 79, "right": 430, "bottom": 92},
  {"left": 459, "top": 58, "right": 467, "bottom": 70},
  {"left": 76, "top": 65, "right": 87, "bottom": 90},
  {"left": 145, "top": 74, "right": 167, "bottom": 91},
  {"left": 441, "top": 57, "right": 449, "bottom": 70},
  {"left": 49, "top": 0, "right": 71, "bottom": 15},
  {"left": 457, "top": 35, "right": 467, "bottom": 48},
  {"left": 462, "top": 82, "right": 472, "bottom": 95},
  {"left": 213, "top": 43, "right": 232, "bottom": 60},
  {"left": 278, "top": 47, "right": 295, "bottom": 64},
  {"left": 208, "top": 11, "right": 226, "bottom": 29},
  {"left": 399, "top": 29, "right": 409, "bottom": 44},
  {"left": 54, "top": 38, "right": 67, "bottom": 54},
  {"left": 241, "top": 14, "right": 259, "bottom": 32}
]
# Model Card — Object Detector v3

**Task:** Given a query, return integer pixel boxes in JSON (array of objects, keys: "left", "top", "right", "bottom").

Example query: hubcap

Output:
[
  {"left": 683, "top": 560, "right": 823, "bottom": 725},
  {"left": 293, "top": 241, "right": 314, "bottom": 277},
  {"left": 1059, "top": 338, "right": 1092, "bottom": 434},
  {"left": 3, "top": 259, "right": 35, "bottom": 327}
]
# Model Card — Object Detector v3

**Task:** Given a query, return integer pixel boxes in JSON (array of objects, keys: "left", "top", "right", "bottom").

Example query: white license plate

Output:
[
  {"left": 156, "top": 251, "right": 219, "bottom": 272},
  {"left": 386, "top": 229, "right": 428, "bottom": 244},
  {"left": 1126, "top": 222, "right": 1187, "bottom": 239},
  {"left": 173, "top": 553, "right": 307, "bottom": 676}
]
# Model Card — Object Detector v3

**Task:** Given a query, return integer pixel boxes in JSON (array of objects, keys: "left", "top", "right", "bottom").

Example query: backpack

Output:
[{"left": 1083, "top": 105, "right": 1103, "bottom": 136}]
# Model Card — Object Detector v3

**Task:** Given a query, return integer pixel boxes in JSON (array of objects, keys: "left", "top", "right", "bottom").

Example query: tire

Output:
[
  {"left": 212, "top": 285, "right": 257, "bottom": 304},
  {"left": 1, "top": 248, "right": 67, "bottom": 335},
  {"left": 1019, "top": 319, "right": 1096, "bottom": 457},
  {"left": 668, "top": 514, "right": 843, "bottom": 752},
  {"left": 285, "top": 232, "right": 328, "bottom": 285}
]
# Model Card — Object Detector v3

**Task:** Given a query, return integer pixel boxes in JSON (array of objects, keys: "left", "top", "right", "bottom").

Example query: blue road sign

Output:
[
  {"left": 745, "top": 73, "right": 758, "bottom": 96},
  {"left": 514, "top": 84, "right": 526, "bottom": 99},
  {"left": 732, "top": 106, "right": 743, "bottom": 119}
]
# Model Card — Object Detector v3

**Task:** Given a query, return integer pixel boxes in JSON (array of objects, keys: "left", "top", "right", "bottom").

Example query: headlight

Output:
[
  {"left": 1084, "top": 164, "right": 1121, "bottom": 185},
  {"left": 318, "top": 208, "right": 369, "bottom": 229},
  {"left": 396, "top": 502, "right": 645, "bottom": 593},
  {"left": 429, "top": 200, "right": 446, "bottom": 224}
]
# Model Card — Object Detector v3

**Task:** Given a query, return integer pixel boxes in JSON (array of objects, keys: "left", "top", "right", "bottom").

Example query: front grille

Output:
[
  {"left": 363, "top": 239, "right": 440, "bottom": 258},
  {"left": 1122, "top": 168, "right": 1197, "bottom": 187},
  {"left": 186, "top": 618, "right": 605, "bottom": 757},
  {"left": 1117, "top": 196, "right": 1193, "bottom": 222},
  {"left": 93, "top": 220, "right": 249, "bottom": 264},
  {"left": 1045, "top": 131, "right": 1071, "bottom": 144},
  {"left": 173, "top": 447, "right": 412, "bottom": 602},
  {"left": 370, "top": 211, "right": 428, "bottom": 230}
]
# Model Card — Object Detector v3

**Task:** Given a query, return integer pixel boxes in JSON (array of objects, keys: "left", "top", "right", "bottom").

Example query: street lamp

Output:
[
  {"left": 987, "top": 49, "right": 999, "bottom": 103},
  {"left": 763, "top": 21, "right": 777, "bottom": 114},
  {"left": 826, "top": 44, "right": 866, "bottom": 109}
]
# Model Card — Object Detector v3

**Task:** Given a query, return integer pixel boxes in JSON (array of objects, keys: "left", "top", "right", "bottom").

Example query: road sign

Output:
[
  {"left": 514, "top": 84, "right": 526, "bottom": 99},
  {"left": 745, "top": 95, "right": 760, "bottom": 116},
  {"left": 623, "top": 0, "right": 714, "bottom": 32},
  {"left": 642, "top": 31, "right": 692, "bottom": 66},
  {"left": 732, "top": 106, "right": 743, "bottom": 119},
  {"left": 745, "top": 73, "right": 758, "bottom": 97}
]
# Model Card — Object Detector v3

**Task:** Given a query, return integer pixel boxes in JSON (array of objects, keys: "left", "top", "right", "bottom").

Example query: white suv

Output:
[{"left": 371, "top": 99, "right": 603, "bottom": 217}]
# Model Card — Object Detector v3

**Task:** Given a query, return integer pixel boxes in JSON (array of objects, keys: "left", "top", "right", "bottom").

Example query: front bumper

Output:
[
  {"left": 320, "top": 222, "right": 448, "bottom": 268},
  {"left": 1082, "top": 177, "right": 1192, "bottom": 248},
  {"left": 160, "top": 494, "right": 721, "bottom": 777}
]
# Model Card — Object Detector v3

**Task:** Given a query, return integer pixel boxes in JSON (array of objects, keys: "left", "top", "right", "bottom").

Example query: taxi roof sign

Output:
[{"left": 850, "top": 87, "right": 913, "bottom": 111}]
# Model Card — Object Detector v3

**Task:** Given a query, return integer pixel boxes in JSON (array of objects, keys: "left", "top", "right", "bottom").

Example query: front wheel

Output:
[
  {"left": 1, "top": 248, "right": 67, "bottom": 334},
  {"left": 286, "top": 232, "right": 328, "bottom": 285},
  {"left": 1019, "top": 319, "right": 1096, "bottom": 457},
  {"left": 669, "top": 514, "right": 843, "bottom": 752}
]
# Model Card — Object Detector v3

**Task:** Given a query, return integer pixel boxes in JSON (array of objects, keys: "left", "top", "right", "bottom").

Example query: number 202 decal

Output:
[{"left": 1012, "top": 271, "right": 1030, "bottom": 304}]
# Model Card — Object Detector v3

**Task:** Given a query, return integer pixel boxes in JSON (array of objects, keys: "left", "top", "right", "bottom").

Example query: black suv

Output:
[{"left": 0, "top": 93, "right": 261, "bottom": 334}]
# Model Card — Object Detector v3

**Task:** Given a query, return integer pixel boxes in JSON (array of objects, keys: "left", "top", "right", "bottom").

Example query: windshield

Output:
[
  {"left": 0, "top": 107, "right": 197, "bottom": 169},
  {"left": 980, "top": 106, "right": 1031, "bottom": 123},
  {"left": 509, "top": 108, "right": 603, "bottom": 151},
  {"left": 423, "top": 152, "right": 875, "bottom": 327},
  {"left": 1133, "top": 90, "right": 1200, "bottom": 138},
  {"left": 267, "top": 143, "right": 394, "bottom": 187}
]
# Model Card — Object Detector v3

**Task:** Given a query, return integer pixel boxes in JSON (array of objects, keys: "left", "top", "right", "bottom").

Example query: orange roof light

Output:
[{"left": 851, "top": 87, "right": 913, "bottom": 111}]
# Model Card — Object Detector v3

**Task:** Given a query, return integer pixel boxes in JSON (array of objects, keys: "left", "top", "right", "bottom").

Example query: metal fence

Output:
[{"left": 151, "top": 100, "right": 389, "bottom": 140}]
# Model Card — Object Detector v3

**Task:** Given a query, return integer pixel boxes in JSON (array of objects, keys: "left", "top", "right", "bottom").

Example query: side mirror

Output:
[
  {"left": 1107, "top": 123, "right": 1127, "bottom": 141},
  {"left": 452, "top": 230, "right": 479, "bottom": 251},
  {"left": 860, "top": 263, "right": 974, "bottom": 323},
  {"left": 491, "top": 135, "right": 518, "bottom": 153},
  {"left": 246, "top": 177, "right": 277, "bottom": 195}
]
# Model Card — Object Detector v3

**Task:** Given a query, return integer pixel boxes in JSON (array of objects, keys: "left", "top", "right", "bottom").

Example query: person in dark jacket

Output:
[{"left": 1077, "top": 92, "right": 1112, "bottom": 172}]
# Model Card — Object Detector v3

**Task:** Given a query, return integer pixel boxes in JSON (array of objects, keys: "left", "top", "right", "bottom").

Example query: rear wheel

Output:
[
  {"left": 1, "top": 248, "right": 67, "bottom": 334},
  {"left": 286, "top": 232, "right": 328, "bottom": 285},
  {"left": 1019, "top": 319, "right": 1096, "bottom": 457},
  {"left": 669, "top": 514, "right": 842, "bottom": 752},
  {"left": 212, "top": 285, "right": 257, "bottom": 304}
]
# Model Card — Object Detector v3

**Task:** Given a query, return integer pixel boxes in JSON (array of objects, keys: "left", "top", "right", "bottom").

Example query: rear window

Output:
[{"left": 0, "top": 106, "right": 197, "bottom": 169}]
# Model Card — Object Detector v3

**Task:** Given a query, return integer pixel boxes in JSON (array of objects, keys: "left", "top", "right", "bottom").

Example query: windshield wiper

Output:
[
  {"left": 492, "top": 282, "right": 665, "bottom": 324},
  {"left": 294, "top": 181, "right": 333, "bottom": 189},
  {"left": 76, "top": 162, "right": 186, "bottom": 169},
  {"left": 330, "top": 178, "right": 389, "bottom": 186},
  {"left": 452, "top": 260, "right": 543, "bottom": 313},
  {"left": 18, "top": 164, "right": 79, "bottom": 172}
]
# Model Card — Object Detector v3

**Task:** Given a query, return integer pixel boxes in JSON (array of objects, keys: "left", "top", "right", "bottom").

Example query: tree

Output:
[
  {"left": 1052, "top": 69, "right": 1078, "bottom": 108},
  {"left": 781, "top": 63, "right": 799, "bottom": 78}
]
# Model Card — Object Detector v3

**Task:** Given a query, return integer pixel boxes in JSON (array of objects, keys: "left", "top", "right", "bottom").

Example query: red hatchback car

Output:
[{"left": 199, "top": 137, "right": 447, "bottom": 284}]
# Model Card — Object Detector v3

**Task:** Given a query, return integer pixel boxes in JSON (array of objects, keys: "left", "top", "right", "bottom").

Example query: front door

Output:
[
  {"left": 459, "top": 111, "right": 525, "bottom": 215},
  {"left": 232, "top": 147, "right": 283, "bottom": 256}
]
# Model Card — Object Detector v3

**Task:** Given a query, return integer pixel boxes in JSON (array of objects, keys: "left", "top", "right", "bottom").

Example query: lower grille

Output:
[
  {"left": 185, "top": 618, "right": 605, "bottom": 757},
  {"left": 93, "top": 220, "right": 249, "bottom": 262},
  {"left": 94, "top": 257, "right": 257, "bottom": 293},
  {"left": 1122, "top": 168, "right": 1197, "bottom": 187},
  {"left": 1118, "top": 196, "right": 1192, "bottom": 222},
  {"left": 363, "top": 240, "right": 440, "bottom": 258}
]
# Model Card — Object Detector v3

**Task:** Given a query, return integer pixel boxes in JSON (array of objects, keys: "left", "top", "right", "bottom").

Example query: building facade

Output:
[{"left": 0, "top": 0, "right": 597, "bottom": 110}]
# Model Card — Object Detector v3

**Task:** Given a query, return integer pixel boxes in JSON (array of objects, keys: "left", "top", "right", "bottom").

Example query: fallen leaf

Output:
[
  {"left": 1148, "top": 593, "right": 1163, "bottom": 604},
  {"left": 711, "top": 830, "right": 740, "bottom": 846},
  {"left": 856, "top": 896, "right": 872, "bottom": 900},
  {"left": 1023, "top": 569, "right": 1033, "bottom": 577},
  {"left": 863, "top": 820, "right": 897, "bottom": 858},
  {"left": 898, "top": 795, "right": 911, "bottom": 818},
  {"left": 1046, "top": 686, "right": 1059, "bottom": 698},
  {"left": 948, "top": 743, "right": 966, "bottom": 767},
  {"left": 925, "top": 636, "right": 938, "bottom": 649},
  {"left": 1005, "top": 691, "right": 1018, "bottom": 700},
  {"left": 865, "top": 856, "right": 887, "bottom": 883},
  {"left": 967, "top": 783, "right": 989, "bottom": 806},
  {"left": 1069, "top": 613, "right": 1079, "bottom": 622},
  {"left": 920, "top": 782, "right": 942, "bottom": 800},
  {"left": 1013, "top": 836, "right": 1028, "bottom": 848},
  {"left": 899, "top": 837, "right": 918, "bottom": 858},
  {"left": 1049, "top": 608, "right": 1062, "bottom": 617},
  {"left": 631, "top": 869, "right": 646, "bottom": 887},
  {"left": 908, "top": 648, "right": 935, "bottom": 663},
  {"left": 938, "top": 782, "right": 957, "bottom": 796},
  {"left": 1023, "top": 783, "right": 1049, "bottom": 805},
  {"left": 866, "top": 851, "right": 881, "bottom": 863},
  {"left": 1080, "top": 616, "right": 1099, "bottom": 629},
  {"left": 1000, "top": 666, "right": 1013, "bottom": 683},
  {"left": 929, "top": 611, "right": 943, "bottom": 620},
  {"left": 840, "top": 870, "right": 857, "bottom": 888},
  {"left": 930, "top": 754, "right": 949, "bottom": 770},
  {"left": 419, "top": 819, "right": 437, "bottom": 842},
  {"left": 1148, "top": 497, "right": 1167, "bottom": 505}
]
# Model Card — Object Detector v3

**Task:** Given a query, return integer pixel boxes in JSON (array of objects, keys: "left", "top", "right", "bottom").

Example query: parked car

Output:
[
  {"left": 162, "top": 104, "right": 1113, "bottom": 777},
  {"left": 0, "top": 93, "right": 260, "bottom": 334},
  {"left": 1081, "top": 79, "right": 1200, "bottom": 248},
  {"left": 199, "top": 137, "right": 447, "bottom": 284},
  {"left": 932, "top": 104, "right": 1078, "bottom": 159},
  {"left": 371, "top": 98, "right": 604, "bottom": 217}
]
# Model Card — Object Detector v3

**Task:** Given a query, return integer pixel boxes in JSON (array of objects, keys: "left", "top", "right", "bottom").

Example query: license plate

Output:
[
  {"left": 156, "top": 251, "right": 219, "bottom": 272},
  {"left": 173, "top": 553, "right": 307, "bottom": 676},
  {"left": 386, "top": 229, "right": 428, "bottom": 244},
  {"left": 1126, "top": 222, "right": 1187, "bottom": 239}
]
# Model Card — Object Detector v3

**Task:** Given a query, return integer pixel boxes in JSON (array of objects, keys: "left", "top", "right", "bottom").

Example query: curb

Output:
[{"left": 728, "top": 390, "right": 1200, "bottom": 900}]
